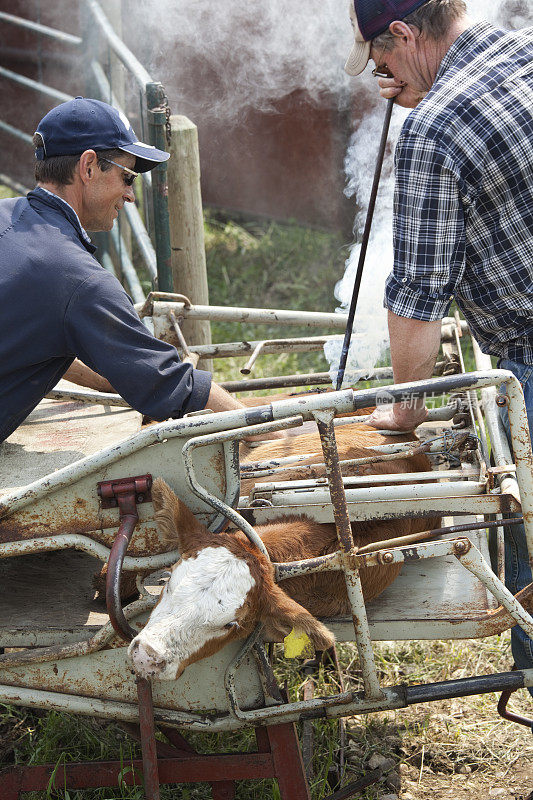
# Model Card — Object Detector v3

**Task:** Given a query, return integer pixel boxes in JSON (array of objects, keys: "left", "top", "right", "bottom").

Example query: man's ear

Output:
[
  {"left": 389, "top": 20, "right": 417, "bottom": 45},
  {"left": 259, "top": 582, "right": 335, "bottom": 651},
  {"left": 78, "top": 150, "right": 98, "bottom": 184}
]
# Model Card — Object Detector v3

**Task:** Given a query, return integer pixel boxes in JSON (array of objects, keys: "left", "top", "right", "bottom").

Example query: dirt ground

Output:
[{"left": 343, "top": 690, "right": 533, "bottom": 800}]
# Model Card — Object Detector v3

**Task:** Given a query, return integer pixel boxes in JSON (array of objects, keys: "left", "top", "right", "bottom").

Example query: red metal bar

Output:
[
  {"left": 2, "top": 723, "right": 314, "bottom": 799},
  {"left": 99, "top": 475, "right": 159, "bottom": 800},
  {"left": 119, "top": 722, "right": 188, "bottom": 759},
  {"left": 497, "top": 667, "right": 533, "bottom": 729},
  {"left": 99, "top": 474, "right": 152, "bottom": 642},
  {"left": 0, "top": 753, "right": 275, "bottom": 795},
  {"left": 137, "top": 677, "right": 161, "bottom": 800},
  {"left": 212, "top": 782, "right": 236, "bottom": 800},
  {"left": 266, "top": 723, "right": 312, "bottom": 800},
  {"left": 160, "top": 725, "right": 235, "bottom": 798},
  {"left": 159, "top": 725, "right": 197, "bottom": 754}
]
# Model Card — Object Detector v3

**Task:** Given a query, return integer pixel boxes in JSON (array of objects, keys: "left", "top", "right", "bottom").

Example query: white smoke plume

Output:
[
  {"left": 133, "top": 0, "right": 531, "bottom": 382},
  {"left": 326, "top": 0, "right": 532, "bottom": 384},
  {"left": 138, "top": 0, "right": 353, "bottom": 121}
]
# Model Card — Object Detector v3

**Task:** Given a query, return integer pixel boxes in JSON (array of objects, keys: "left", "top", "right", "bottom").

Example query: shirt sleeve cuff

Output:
[
  {"left": 385, "top": 273, "right": 453, "bottom": 322},
  {"left": 180, "top": 368, "right": 212, "bottom": 415}
]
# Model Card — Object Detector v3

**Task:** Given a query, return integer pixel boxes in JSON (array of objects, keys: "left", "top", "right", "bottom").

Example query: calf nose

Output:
[{"left": 129, "top": 638, "right": 167, "bottom": 678}]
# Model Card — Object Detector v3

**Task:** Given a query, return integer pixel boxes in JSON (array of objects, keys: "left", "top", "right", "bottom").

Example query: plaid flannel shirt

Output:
[{"left": 385, "top": 22, "right": 533, "bottom": 365}]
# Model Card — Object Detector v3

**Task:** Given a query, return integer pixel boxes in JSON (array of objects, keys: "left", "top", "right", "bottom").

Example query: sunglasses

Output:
[{"left": 99, "top": 157, "right": 139, "bottom": 187}]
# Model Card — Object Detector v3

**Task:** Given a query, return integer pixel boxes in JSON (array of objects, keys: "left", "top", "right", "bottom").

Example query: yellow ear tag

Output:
[{"left": 283, "top": 628, "right": 314, "bottom": 659}]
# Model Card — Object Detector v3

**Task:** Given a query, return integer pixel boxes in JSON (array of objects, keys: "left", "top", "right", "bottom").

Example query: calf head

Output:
[{"left": 128, "top": 479, "right": 334, "bottom": 680}]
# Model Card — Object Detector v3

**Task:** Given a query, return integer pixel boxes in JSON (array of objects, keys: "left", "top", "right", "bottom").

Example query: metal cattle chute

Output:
[{"left": 0, "top": 305, "right": 532, "bottom": 800}]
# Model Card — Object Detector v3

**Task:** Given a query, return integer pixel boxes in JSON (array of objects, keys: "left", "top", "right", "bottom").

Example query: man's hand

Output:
[
  {"left": 368, "top": 402, "right": 428, "bottom": 432},
  {"left": 182, "top": 353, "right": 200, "bottom": 368},
  {"left": 368, "top": 313, "right": 442, "bottom": 431},
  {"left": 377, "top": 77, "right": 427, "bottom": 109}
]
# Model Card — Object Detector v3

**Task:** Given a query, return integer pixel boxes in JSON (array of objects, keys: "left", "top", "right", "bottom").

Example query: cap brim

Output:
[
  {"left": 344, "top": 39, "right": 371, "bottom": 76},
  {"left": 120, "top": 141, "right": 170, "bottom": 173}
]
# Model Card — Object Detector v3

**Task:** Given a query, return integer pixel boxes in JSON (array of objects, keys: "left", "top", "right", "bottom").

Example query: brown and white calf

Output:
[{"left": 129, "top": 425, "right": 439, "bottom": 680}]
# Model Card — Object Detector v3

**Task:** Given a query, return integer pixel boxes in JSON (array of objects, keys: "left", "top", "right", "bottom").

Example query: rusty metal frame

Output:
[
  {"left": 99, "top": 474, "right": 162, "bottom": 799},
  {"left": 0, "top": 367, "right": 531, "bottom": 742},
  {"left": 312, "top": 407, "right": 384, "bottom": 700},
  {"left": 180, "top": 415, "right": 305, "bottom": 557},
  {"left": 184, "top": 369, "right": 533, "bottom": 718}
]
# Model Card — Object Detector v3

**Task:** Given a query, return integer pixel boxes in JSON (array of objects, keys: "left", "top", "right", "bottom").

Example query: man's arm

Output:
[
  {"left": 204, "top": 382, "right": 285, "bottom": 440},
  {"left": 368, "top": 311, "right": 442, "bottom": 430},
  {"left": 63, "top": 359, "right": 115, "bottom": 392}
]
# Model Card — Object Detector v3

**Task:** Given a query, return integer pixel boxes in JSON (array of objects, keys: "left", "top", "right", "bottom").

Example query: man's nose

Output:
[{"left": 124, "top": 185, "right": 136, "bottom": 203}]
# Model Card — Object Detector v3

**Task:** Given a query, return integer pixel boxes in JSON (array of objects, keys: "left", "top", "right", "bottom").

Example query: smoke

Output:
[
  {"left": 324, "top": 102, "right": 408, "bottom": 382},
  {"left": 325, "top": 0, "right": 532, "bottom": 385},
  {"left": 136, "top": 0, "right": 354, "bottom": 121},
  {"left": 132, "top": 0, "right": 531, "bottom": 383}
]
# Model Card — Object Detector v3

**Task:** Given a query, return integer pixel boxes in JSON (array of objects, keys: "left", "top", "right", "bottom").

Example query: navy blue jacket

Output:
[{"left": 0, "top": 188, "right": 211, "bottom": 442}]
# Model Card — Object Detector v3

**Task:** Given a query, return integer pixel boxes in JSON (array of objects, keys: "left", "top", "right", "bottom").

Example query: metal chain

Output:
[{"left": 158, "top": 86, "right": 172, "bottom": 147}]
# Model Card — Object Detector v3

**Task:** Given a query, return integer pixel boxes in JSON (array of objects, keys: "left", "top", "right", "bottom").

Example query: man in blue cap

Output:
[
  {"left": 344, "top": 1, "right": 533, "bottom": 700},
  {"left": 0, "top": 97, "right": 256, "bottom": 443}
]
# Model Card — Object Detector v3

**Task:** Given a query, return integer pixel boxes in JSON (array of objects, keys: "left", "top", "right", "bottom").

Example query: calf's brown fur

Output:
[{"left": 151, "top": 416, "right": 440, "bottom": 639}]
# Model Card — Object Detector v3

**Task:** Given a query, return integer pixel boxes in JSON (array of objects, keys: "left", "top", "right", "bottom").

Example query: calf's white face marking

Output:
[{"left": 129, "top": 546, "right": 255, "bottom": 680}]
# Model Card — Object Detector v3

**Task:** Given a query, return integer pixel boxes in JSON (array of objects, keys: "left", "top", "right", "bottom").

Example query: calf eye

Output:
[{"left": 224, "top": 621, "right": 239, "bottom": 631}]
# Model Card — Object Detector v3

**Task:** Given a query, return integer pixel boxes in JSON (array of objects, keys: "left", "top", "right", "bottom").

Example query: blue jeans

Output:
[{"left": 498, "top": 358, "right": 533, "bottom": 700}]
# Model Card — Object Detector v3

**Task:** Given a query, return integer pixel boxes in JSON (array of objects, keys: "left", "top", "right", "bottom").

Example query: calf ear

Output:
[
  {"left": 151, "top": 478, "right": 212, "bottom": 553},
  {"left": 260, "top": 583, "right": 334, "bottom": 651}
]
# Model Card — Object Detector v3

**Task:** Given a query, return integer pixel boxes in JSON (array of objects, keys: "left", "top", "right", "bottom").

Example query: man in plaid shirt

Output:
[{"left": 345, "top": 0, "right": 533, "bottom": 700}]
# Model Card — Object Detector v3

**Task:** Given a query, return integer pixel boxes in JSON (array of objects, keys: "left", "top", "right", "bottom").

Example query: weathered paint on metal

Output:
[
  {"left": 100, "top": 476, "right": 153, "bottom": 641},
  {"left": 181, "top": 417, "right": 306, "bottom": 558},
  {"left": 1, "top": 365, "right": 532, "bottom": 745},
  {"left": 0, "top": 596, "right": 156, "bottom": 669},
  {"left": 456, "top": 545, "right": 533, "bottom": 638},
  {"left": 240, "top": 494, "right": 521, "bottom": 527},
  {"left": 0, "top": 533, "right": 181, "bottom": 570},
  {"left": 313, "top": 409, "right": 384, "bottom": 702},
  {"left": 250, "top": 481, "right": 487, "bottom": 509},
  {"left": 136, "top": 676, "right": 161, "bottom": 800}
]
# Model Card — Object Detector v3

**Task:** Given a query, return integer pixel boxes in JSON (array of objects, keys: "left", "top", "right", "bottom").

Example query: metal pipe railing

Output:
[
  {"left": 0, "top": 119, "right": 33, "bottom": 145},
  {"left": 109, "top": 224, "right": 146, "bottom": 304},
  {"left": 85, "top": 0, "right": 152, "bottom": 88},
  {"left": 122, "top": 202, "right": 158, "bottom": 281},
  {"left": 0, "top": 66, "right": 73, "bottom": 104},
  {"left": 90, "top": 59, "right": 152, "bottom": 191},
  {"left": 0, "top": 11, "right": 82, "bottom": 46},
  {"left": 0, "top": 173, "right": 30, "bottom": 196}
]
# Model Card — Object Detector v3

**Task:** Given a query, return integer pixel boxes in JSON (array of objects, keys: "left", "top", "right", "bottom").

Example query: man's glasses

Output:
[
  {"left": 99, "top": 157, "right": 139, "bottom": 187},
  {"left": 371, "top": 43, "right": 393, "bottom": 79}
]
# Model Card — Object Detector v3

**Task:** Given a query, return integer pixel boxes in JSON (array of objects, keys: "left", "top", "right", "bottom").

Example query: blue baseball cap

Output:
[
  {"left": 345, "top": 0, "right": 429, "bottom": 76},
  {"left": 34, "top": 97, "right": 170, "bottom": 173}
]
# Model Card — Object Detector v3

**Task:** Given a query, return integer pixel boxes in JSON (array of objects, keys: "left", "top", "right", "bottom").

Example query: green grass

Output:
[
  {"left": 203, "top": 210, "right": 349, "bottom": 383},
  {"left": 0, "top": 186, "right": 16, "bottom": 200},
  {"left": 1, "top": 635, "right": 531, "bottom": 799}
]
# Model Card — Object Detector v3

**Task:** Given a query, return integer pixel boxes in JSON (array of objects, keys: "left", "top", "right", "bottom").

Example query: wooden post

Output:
[{"left": 167, "top": 115, "right": 213, "bottom": 372}]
